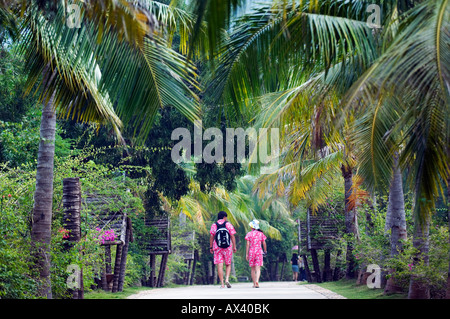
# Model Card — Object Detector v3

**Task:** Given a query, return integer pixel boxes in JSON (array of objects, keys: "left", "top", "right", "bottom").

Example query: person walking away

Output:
[
  {"left": 245, "top": 220, "right": 267, "bottom": 288},
  {"left": 291, "top": 253, "right": 300, "bottom": 281},
  {"left": 209, "top": 211, "right": 237, "bottom": 288}
]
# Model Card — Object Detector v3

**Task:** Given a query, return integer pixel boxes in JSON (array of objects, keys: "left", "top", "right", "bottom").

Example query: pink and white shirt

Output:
[{"left": 245, "top": 229, "right": 267, "bottom": 267}]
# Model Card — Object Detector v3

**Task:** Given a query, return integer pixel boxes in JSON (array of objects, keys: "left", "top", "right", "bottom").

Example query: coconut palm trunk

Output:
[
  {"left": 341, "top": 163, "right": 358, "bottom": 279},
  {"left": 31, "top": 93, "right": 56, "bottom": 299},
  {"left": 445, "top": 147, "right": 450, "bottom": 299},
  {"left": 446, "top": 176, "right": 450, "bottom": 298},
  {"left": 408, "top": 219, "right": 430, "bottom": 299},
  {"left": 384, "top": 153, "right": 407, "bottom": 294}
]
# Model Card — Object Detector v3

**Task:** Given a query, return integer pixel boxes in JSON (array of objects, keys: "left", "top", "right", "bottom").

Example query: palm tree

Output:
[
  {"left": 196, "top": 0, "right": 380, "bottom": 279},
  {"left": 384, "top": 153, "right": 407, "bottom": 293},
  {"left": 253, "top": 100, "right": 363, "bottom": 278},
  {"left": 22, "top": 3, "right": 124, "bottom": 298},
  {"left": 198, "top": 0, "right": 448, "bottom": 297},
  {"left": 446, "top": 144, "right": 450, "bottom": 299},
  {"left": 346, "top": 0, "right": 449, "bottom": 298},
  {"left": 201, "top": 1, "right": 376, "bottom": 123},
  {"left": 1, "top": 0, "right": 201, "bottom": 298}
]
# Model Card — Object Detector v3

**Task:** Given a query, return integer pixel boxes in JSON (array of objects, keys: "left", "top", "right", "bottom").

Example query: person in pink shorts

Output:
[
  {"left": 209, "top": 211, "right": 237, "bottom": 288},
  {"left": 245, "top": 219, "right": 267, "bottom": 288}
]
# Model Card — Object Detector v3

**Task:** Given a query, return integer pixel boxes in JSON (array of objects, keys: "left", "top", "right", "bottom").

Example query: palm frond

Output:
[
  {"left": 350, "top": 94, "right": 405, "bottom": 192},
  {"left": 0, "top": 3, "right": 17, "bottom": 41},
  {"left": 204, "top": 1, "right": 377, "bottom": 123},
  {"left": 22, "top": 6, "right": 123, "bottom": 137},
  {"left": 345, "top": 0, "right": 450, "bottom": 225},
  {"left": 20, "top": 1, "right": 201, "bottom": 143}
]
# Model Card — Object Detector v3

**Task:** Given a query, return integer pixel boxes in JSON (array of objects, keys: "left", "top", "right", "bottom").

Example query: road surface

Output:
[{"left": 127, "top": 281, "right": 345, "bottom": 299}]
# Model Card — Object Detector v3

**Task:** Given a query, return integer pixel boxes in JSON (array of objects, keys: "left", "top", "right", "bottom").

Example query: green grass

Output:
[
  {"left": 84, "top": 286, "right": 152, "bottom": 299},
  {"left": 315, "top": 279, "right": 407, "bottom": 299},
  {"left": 84, "top": 283, "right": 188, "bottom": 299}
]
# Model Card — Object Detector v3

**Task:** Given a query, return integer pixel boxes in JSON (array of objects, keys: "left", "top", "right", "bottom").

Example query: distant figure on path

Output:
[
  {"left": 209, "top": 211, "right": 237, "bottom": 288},
  {"left": 291, "top": 253, "right": 300, "bottom": 281},
  {"left": 245, "top": 220, "right": 267, "bottom": 288}
]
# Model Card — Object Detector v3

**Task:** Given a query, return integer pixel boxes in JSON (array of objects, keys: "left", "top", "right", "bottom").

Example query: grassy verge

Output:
[
  {"left": 314, "top": 279, "right": 407, "bottom": 299},
  {"left": 84, "top": 283, "right": 189, "bottom": 299},
  {"left": 84, "top": 286, "right": 152, "bottom": 299}
]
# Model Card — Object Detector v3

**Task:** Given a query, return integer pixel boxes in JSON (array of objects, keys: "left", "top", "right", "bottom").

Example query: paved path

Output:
[{"left": 127, "top": 281, "right": 345, "bottom": 299}]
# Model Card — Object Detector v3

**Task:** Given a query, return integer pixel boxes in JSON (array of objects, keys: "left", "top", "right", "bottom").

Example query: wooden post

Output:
[
  {"left": 149, "top": 254, "right": 156, "bottom": 287},
  {"left": 112, "top": 244, "right": 123, "bottom": 292},
  {"left": 333, "top": 249, "right": 343, "bottom": 281},
  {"left": 63, "top": 178, "right": 81, "bottom": 246},
  {"left": 62, "top": 178, "right": 83, "bottom": 298},
  {"left": 307, "top": 208, "right": 311, "bottom": 250},
  {"left": 104, "top": 245, "right": 112, "bottom": 291},
  {"left": 101, "top": 268, "right": 108, "bottom": 291},
  {"left": 323, "top": 249, "right": 332, "bottom": 282},
  {"left": 118, "top": 217, "right": 132, "bottom": 292},
  {"left": 157, "top": 253, "right": 169, "bottom": 287},
  {"left": 302, "top": 254, "right": 312, "bottom": 282},
  {"left": 297, "top": 218, "right": 302, "bottom": 255},
  {"left": 310, "top": 249, "right": 322, "bottom": 283},
  {"left": 190, "top": 250, "right": 198, "bottom": 285},
  {"left": 184, "top": 260, "right": 192, "bottom": 285}
]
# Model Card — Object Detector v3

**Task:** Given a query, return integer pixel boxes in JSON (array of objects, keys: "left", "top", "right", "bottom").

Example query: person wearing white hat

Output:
[{"left": 245, "top": 219, "right": 267, "bottom": 288}]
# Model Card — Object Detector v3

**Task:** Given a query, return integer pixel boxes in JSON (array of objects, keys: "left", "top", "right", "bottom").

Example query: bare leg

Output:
[
  {"left": 217, "top": 263, "right": 224, "bottom": 287},
  {"left": 251, "top": 266, "right": 256, "bottom": 287},
  {"left": 255, "top": 265, "right": 261, "bottom": 287},
  {"left": 225, "top": 264, "right": 232, "bottom": 287}
]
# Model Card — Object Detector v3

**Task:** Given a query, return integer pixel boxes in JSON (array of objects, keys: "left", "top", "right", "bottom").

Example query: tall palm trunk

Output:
[
  {"left": 384, "top": 154, "right": 407, "bottom": 294},
  {"left": 408, "top": 218, "right": 430, "bottom": 299},
  {"left": 445, "top": 146, "right": 450, "bottom": 299},
  {"left": 31, "top": 93, "right": 56, "bottom": 299},
  {"left": 341, "top": 163, "right": 358, "bottom": 279}
]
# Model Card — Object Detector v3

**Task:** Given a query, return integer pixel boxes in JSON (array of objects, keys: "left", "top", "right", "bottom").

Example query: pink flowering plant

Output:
[
  {"left": 95, "top": 227, "right": 117, "bottom": 244},
  {"left": 58, "top": 227, "right": 70, "bottom": 239}
]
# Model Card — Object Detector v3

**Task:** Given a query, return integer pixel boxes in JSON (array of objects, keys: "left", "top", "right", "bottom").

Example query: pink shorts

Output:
[
  {"left": 213, "top": 247, "right": 233, "bottom": 265},
  {"left": 248, "top": 252, "right": 263, "bottom": 267}
]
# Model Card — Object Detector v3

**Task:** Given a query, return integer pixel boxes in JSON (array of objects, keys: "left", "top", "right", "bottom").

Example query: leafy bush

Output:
[
  {"left": 384, "top": 225, "right": 449, "bottom": 298},
  {"left": 0, "top": 167, "right": 38, "bottom": 298},
  {"left": 0, "top": 145, "right": 146, "bottom": 298},
  {"left": 352, "top": 192, "right": 449, "bottom": 298}
]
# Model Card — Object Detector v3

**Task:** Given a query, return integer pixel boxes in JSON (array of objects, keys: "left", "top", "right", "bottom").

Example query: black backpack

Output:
[{"left": 214, "top": 221, "right": 231, "bottom": 249}]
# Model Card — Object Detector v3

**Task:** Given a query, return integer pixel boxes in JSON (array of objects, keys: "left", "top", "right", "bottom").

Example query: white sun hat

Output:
[{"left": 249, "top": 219, "right": 260, "bottom": 230}]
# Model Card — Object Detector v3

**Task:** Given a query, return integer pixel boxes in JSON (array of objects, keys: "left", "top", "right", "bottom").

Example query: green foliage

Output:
[
  {"left": 0, "top": 108, "right": 74, "bottom": 168},
  {"left": 353, "top": 193, "right": 411, "bottom": 268},
  {"left": 1, "top": 0, "right": 448, "bottom": 300},
  {"left": 0, "top": 143, "right": 147, "bottom": 298},
  {"left": 317, "top": 279, "right": 407, "bottom": 299},
  {"left": 382, "top": 226, "right": 450, "bottom": 298},
  {"left": 0, "top": 45, "right": 34, "bottom": 123},
  {"left": 353, "top": 192, "right": 449, "bottom": 298},
  {"left": 0, "top": 189, "right": 37, "bottom": 298}
]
